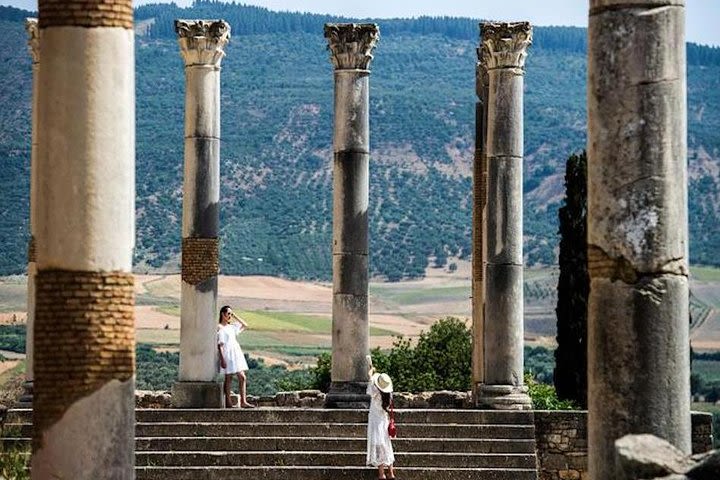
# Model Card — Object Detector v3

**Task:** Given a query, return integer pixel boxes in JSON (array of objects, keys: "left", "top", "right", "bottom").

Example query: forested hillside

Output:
[{"left": 1, "top": 2, "right": 719, "bottom": 280}]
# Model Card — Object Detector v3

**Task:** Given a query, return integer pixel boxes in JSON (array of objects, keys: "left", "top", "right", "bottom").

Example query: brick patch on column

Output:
[
  {"left": 182, "top": 237, "right": 219, "bottom": 285},
  {"left": 472, "top": 156, "right": 486, "bottom": 283},
  {"left": 27, "top": 235, "right": 36, "bottom": 263},
  {"left": 33, "top": 270, "right": 134, "bottom": 450},
  {"left": 39, "top": 0, "right": 133, "bottom": 29}
]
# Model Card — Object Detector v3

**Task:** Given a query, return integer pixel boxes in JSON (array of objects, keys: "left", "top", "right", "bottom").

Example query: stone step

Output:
[
  {"left": 136, "top": 451, "right": 537, "bottom": 468},
  {"left": 133, "top": 422, "right": 535, "bottom": 439},
  {"left": 135, "top": 466, "right": 539, "bottom": 480},
  {"left": 135, "top": 436, "right": 537, "bottom": 454},
  {"left": 1, "top": 436, "right": 537, "bottom": 455},
  {"left": 4, "top": 422, "right": 535, "bottom": 440},
  {"left": 5, "top": 408, "right": 535, "bottom": 425},
  {"left": 136, "top": 408, "right": 535, "bottom": 425}
]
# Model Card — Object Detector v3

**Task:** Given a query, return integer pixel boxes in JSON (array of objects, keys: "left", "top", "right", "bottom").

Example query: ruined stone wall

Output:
[{"left": 534, "top": 411, "right": 714, "bottom": 480}]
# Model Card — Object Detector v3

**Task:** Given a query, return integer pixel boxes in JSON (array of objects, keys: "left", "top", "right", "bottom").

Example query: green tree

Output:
[
  {"left": 554, "top": 151, "right": 589, "bottom": 408},
  {"left": 311, "top": 317, "right": 472, "bottom": 393}
]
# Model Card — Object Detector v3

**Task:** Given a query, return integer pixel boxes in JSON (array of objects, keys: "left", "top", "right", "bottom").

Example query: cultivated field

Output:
[{"left": 3, "top": 263, "right": 720, "bottom": 366}]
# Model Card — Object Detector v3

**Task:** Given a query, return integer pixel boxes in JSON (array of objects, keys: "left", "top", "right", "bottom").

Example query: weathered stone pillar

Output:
[
  {"left": 476, "top": 22, "right": 532, "bottom": 410},
  {"left": 587, "top": 1, "right": 690, "bottom": 478},
  {"left": 323, "top": 23, "right": 379, "bottom": 408},
  {"left": 19, "top": 17, "right": 39, "bottom": 408},
  {"left": 472, "top": 30, "right": 490, "bottom": 401},
  {"left": 32, "top": 1, "right": 135, "bottom": 477},
  {"left": 172, "top": 19, "right": 230, "bottom": 408}
]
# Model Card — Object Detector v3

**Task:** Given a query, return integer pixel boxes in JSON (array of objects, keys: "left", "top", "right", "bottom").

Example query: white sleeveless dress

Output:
[
  {"left": 366, "top": 383, "right": 395, "bottom": 467},
  {"left": 217, "top": 323, "right": 248, "bottom": 374}
]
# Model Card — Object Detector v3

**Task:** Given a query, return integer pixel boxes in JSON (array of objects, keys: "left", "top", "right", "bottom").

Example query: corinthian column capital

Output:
[
  {"left": 481, "top": 22, "right": 532, "bottom": 70},
  {"left": 25, "top": 18, "right": 39, "bottom": 64},
  {"left": 475, "top": 43, "right": 489, "bottom": 99},
  {"left": 175, "top": 19, "right": 231, "bottom": 67},
  {"left": 324, "top": 23, "right": 379, "bottom": 70}
]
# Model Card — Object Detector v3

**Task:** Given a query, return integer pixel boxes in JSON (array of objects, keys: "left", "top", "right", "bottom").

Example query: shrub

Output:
[
  {"left": 311, "top": 317, "right": 472, "bottom": 393},
  {"left": 0, "top": 446, "right": 30, "bottom": 480},
  {"left": 525, "top": 373, "right": 576, "bottom": 410}
]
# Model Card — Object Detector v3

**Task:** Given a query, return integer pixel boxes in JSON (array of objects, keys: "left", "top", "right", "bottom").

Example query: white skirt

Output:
[{"left": 220, "top": 344, "right": 248, "bottom": 374}]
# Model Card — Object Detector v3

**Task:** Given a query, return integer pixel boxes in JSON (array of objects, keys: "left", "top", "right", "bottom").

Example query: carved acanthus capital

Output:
[
  {"left": 480, "top": 22, "right": 532, "bottom": 70},
  {"left": 175, "top": 19, "right": 231, "bottom": 67},
  {"left": 324, "top": 23, "right": 379, "bottom": 70},
  {"left": 25, "top": 18, "right": 39, "bottom": 64},
  {"left": 475, "top": 43, "right": 489, "bottom": 98}
]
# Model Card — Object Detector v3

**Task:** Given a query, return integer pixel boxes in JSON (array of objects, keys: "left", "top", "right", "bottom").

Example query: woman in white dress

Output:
[
  {"left": 366, "top": 357, "right": 396, "bottom": 479},
  {"left": 217, "top": 305, "right": 254, "bottom": 408}
]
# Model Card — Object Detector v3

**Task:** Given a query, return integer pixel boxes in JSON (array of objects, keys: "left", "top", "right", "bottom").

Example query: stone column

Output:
[
  {"left": 172, "top": 19, "right": 230, "bottom": 408},
  {"left": 471, "top": 32, "right": 489, "bottom": 400},
  {"left": 476, "top": 22, "right": 532, "bottom": 410},
  {"left": 32, "top": 1, "right": 135, "bottom": 478},
  {"left": 587, "top": 2, "right": 690, "bottom": 478},
  {"left": 323, "top": 23, "right": 379, "bottom": 408},
  {"left": 19, "top": 17, "right": 39, "bottom": 408}
]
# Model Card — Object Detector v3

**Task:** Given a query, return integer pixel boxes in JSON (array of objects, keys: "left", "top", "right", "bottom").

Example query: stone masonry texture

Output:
[
  {"left": 181, "top": 237, "right": 219, "bottom": 286},
  {"left": 27, "top": 235, "right": 36, "bottom": 263},
  {"left": 33, "top": 270, "right": 134, "bottom": 449},
  {"left": 39, "top": 0, "right": 133, "bottom": 29},
  {"left": 534, "top": 411, "right": 713, "bottom": 480}
]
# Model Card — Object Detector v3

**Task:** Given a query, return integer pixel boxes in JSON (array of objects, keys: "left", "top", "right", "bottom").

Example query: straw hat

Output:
[{"left": 372, "top": 372, "right": 393, "bottom": 393}]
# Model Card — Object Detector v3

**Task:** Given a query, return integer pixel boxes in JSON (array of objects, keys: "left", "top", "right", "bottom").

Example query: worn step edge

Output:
[
  {"left": 135, "top": 465, "right": 539, "bottom": 480},
  {"left": 134, "top": 437, "right": 536, "bottom": 454}
]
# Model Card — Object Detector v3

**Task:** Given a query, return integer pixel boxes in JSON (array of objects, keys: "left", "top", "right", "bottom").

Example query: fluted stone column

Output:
[
  {"left": 323, "top": 23, "right": 379, "bottom": 408},
  {"left": 172, "top": 19, "right": 230, "bottom": 408},
  {"left": 32, "top": 1, "right": 135, "bottom": 478},
  {"left": 587, "top": 2, "right": 690, "bottom": 478},
  {"left": 472, "top": 33, "right": 490, "bottom": 400},
  {"left": 476, "top": 22, "right": 532, "bottom": 410},
  {"left": 19, "top": 18, "right": 39, "bottom": 408}
]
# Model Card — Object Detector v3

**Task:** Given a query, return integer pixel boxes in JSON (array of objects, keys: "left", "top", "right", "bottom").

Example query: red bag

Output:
[{"left": 388, "top": 399, "right": 397, "bottom": 438}]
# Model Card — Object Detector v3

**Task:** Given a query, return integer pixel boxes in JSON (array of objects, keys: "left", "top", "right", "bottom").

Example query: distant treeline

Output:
[
  {"left": 2, "top": 2, "right": 718, "bottom": 65},
  {"left": 132, "top": 1, "right": 719, "bottom": 65}
]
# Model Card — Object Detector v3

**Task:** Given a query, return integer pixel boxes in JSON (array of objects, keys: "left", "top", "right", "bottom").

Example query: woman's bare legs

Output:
[
  {"left": 223, "top": 373, "right": 233, "bottom": 408},
  {"left": 377, "top": 465, "right": 386, "bottom": 479},
  {"left": 387, "top": 464, "right": 395, "bottom": 478},
  {"left": 237, "top": 371, "right": 254, "bottom": 407}
]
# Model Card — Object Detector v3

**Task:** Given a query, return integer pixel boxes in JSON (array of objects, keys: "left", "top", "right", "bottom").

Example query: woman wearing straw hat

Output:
[{"left": 366, "top": 355, "right": 396, "bottom": 479}]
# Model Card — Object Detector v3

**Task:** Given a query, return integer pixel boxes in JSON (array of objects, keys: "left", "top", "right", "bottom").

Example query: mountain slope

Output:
[{"left": 0, "top": 3, "right": 718, "bottom": 280}]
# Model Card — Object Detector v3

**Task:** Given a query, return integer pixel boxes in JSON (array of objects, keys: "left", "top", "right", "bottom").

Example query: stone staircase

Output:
[{"left": 2, "top": 408, "right": 539, "bottom": 480}]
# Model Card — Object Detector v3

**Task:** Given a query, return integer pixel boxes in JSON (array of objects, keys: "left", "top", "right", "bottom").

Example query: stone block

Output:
[
  {"left": 333, "top": 73, "right": 370, "bottom": 153},
  {"left": 588, "top": 2, "right": 687, "bottom": 272},
  {"left": 332, "top": 253, "right": 368, "bottom": 295},
  {"left": 332, "top": 152, "right": 369, "bottom": 253},
  {"left": 614, "top": 434, "right": 693, "bottom": 480},
  {"left": 485, "top": 155, "right": 523, "bottom": 264},
  {"left": 171, "top": 381, "right": 223, "bottom": 408}
]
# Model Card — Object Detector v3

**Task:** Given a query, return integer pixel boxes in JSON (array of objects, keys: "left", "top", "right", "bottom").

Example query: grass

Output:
[
  {"left": 157, "top": 305, "right": 180, "bottom": 317},
  {"left": 0, "top": 360, "right": 25, "bottom": 405},
  {"left": 692, "top": 266, "right": 720, "bottom": 282},
  {"left": 153, "top": 307, "right": 396, "bottom": 336},
  {"left": 692, "top": 359, "right": 720, "bottom": 384},
  {"left": 0, "top": 281, "right": 26, "bottom": 313},
  {"left": 370, "top": 285, "right": 470, "bottom": 305},
  {"left": 0, "top": 360, "right": 24, "bottom": 387}
]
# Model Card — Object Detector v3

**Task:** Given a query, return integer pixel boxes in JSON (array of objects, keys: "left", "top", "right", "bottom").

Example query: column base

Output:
[
  {"left": 324, "top": 381, "right": 369, "bottom": 409},
  {"left": 172, "top": 381, "right": 224, "bottom": 408},
  {"left": 475, "top": 384, "right": 532, "bottom": 410},
  {"left": 14, "top": 381, "right": 33, "bottom": 408}
]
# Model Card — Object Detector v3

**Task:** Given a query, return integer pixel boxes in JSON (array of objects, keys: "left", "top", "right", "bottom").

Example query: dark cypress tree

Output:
[{"left": 554, "top": 151, "right": 589, "bottom": 408}]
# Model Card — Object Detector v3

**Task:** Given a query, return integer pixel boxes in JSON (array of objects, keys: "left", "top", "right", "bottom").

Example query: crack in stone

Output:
[
  {"left": 612, "top": 175, "right": 664, "bottom": 196},
  {"left": 588, "top": 245, "right": 687, "bottom": 284}
]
